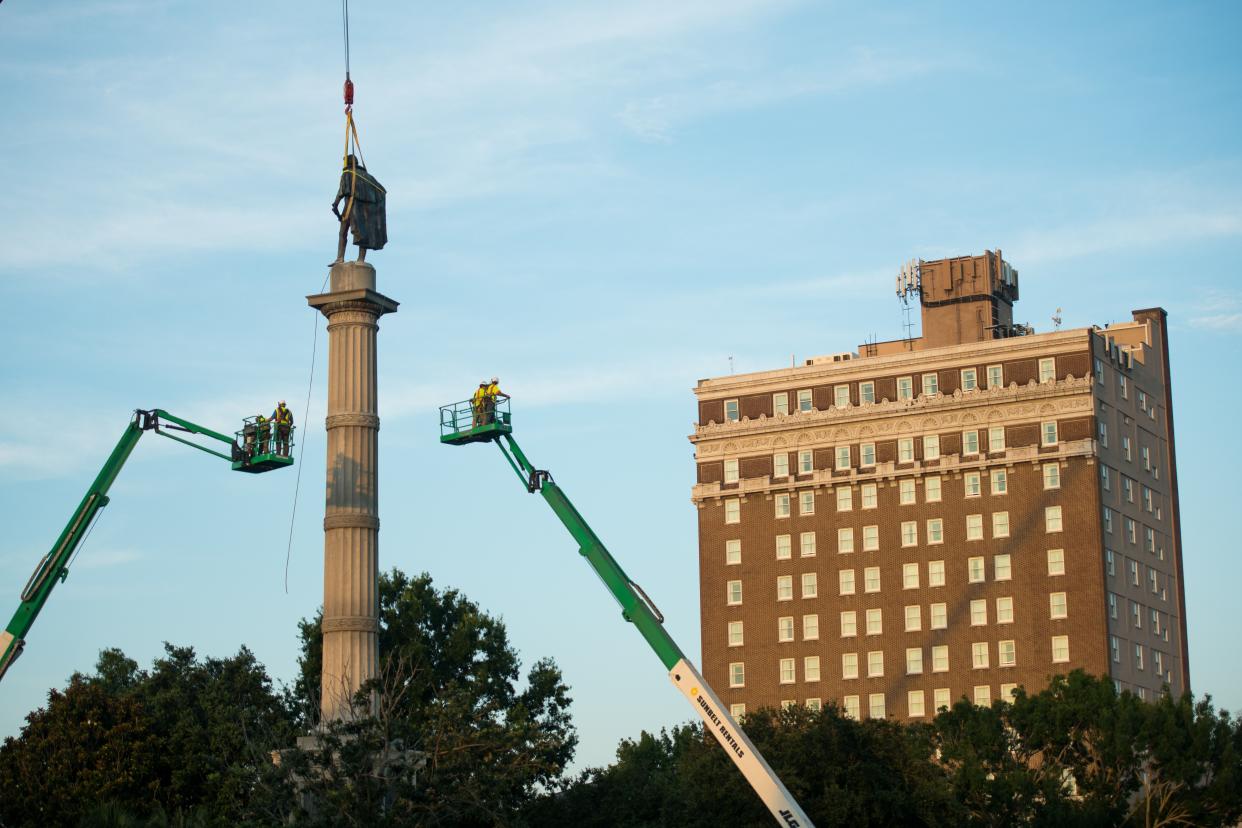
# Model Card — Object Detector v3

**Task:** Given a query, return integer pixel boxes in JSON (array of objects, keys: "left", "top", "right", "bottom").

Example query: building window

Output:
[
  {"left": 925, "top": 476, "right": 942, "bottom": 502},
  {"left": 777, "top": 575, "right": 793, "bottom": 601},
  {"left": 965, "top": 472, "right": 982, "bottom": 498},
  {"left": 843, "top": 695, "right": 860, "bottom": 719},
  {"left": 898, "top": 438, "right": 915, "bottom": 463},
  {"left": 773, "top": 392, "right": 789, "bottom": 416},
  {"left": 908, "top": 690, "right": 926, "bottom": 718},
  {"left": 1050, "top": 592, "right": 1068, "bottom": 619},
  {"left": 780, "top": 658, "right": 796, "bottom": 684},
  {"left": 1108, "top": 592, "right": 1118, "bottom": 619},
  {"left": 994, "top": 554, "right": 1012, "bottom": 581},
  {"left": 961, "top": 368, "right": 978, "bottom": 392},
  {"left": 860, "top": 442, "right": 876, "bottom": 467},
  {"left": 860, "top": 382, "right": 876, "bottom": 404},
  {"left": 773, "top": 453, "right": 789, "bottom": 478},
  {"left": 992, "top": 512, "right": 1010, "bottom": 538},
  {"left": 840, "top": 610, "right": 857, "bottom": 637},
  {"left": 797, "top": 389, "right": 812, "bottom": 413},
  {"left": 1100, "top": 465, "right": 1111, "bottom": 490},
  {"left": 1104, "top": 507, "right": 1113, "bottom": 534},
  {"left": 835, "top": 446, "right": 851, "bottom": 470},
  {"left": 837, "top": 528, "right": 854, "bottom": 554},
  {"left": 1111, "top": 636, "right": 1120, "bottom": 663},
  {"left": 1106, "top": 549, "right": 1115, "bottom": 576},
  {"left": 988, "top": 426, "right": 1005, "bottom": 452},
  {"left": 932, "top": 645, "right": 949, "bottom": 672},
  {"left": 930, "top": 603, "right": 947, "bottom": 630},
  {"left": 1046, "top": 506, "right": 1063, "bottom": 533},
  {"left": 928, "top": 560, "right": 945, "bottom": 587},
  {"left": 867, "top": 651, "right": 884, "bottom": 678},
  {"left": 901, "top": 521, "right": 918, "bottom": 547},
  {"left": 1131, "top": 601, "right": 1142, "bottom": 628},
  {"left": 963, "top": 430, "right": 980, "bottom": 455},
  {"left": 798, "top": 449, "right": 814, "bottom": 474},
  {"left": 987, "top": 364, "right": 1004, "bottom": 389},
  {"left": 869, "top": 693, "right": 887, "bottom": 720},
  {"left": 1047, "top": 548, "right": 1065, "bottom": 576},
  {"left": 972, "top": 642, "right": 989, "bottom": 669},
  {"left": 777, "top": 616, "right": 795, "bottom": 642},
  {"left": 1142, "top": 445, "right": 1152, "bottom": 471},
  {"left": 1039, "top": 357, "right": 1056, "bottom": 383},
  {"left": 1051, "top": 635, "right": 1070, "bottom": 663},
  {"left": 730, "top": 662, "right": 745, "bottom": 687},
  {"left": 776, "top": 494, "right": 794, "bottom": 518},
  {"left": 974, "top": 685, "right": 992, "bottom": 706},
  {"left": 906, "top": 648, "right": 924, "bottom": 675},
  {"left": 731, "top": 702, "right": 747, "bottom": 719},
  {"left": 970, "top": 599, "right": 987, "bottom": 626},
  {"left": 725, "top": 498, "right": 740, "bottom": 523},
  {"left": 1123, "top": 476, "right": 1135, "bottom": 503},
  {"left": 968, "top": 556, "right": 985, "bottom": 582},
  {"left": 966, "top": 514, "right": 984, "bottom": 541},
  {"left": 934, "top": 688, "right": 951, "bottom": 712},
  {"left": 923, "top": 373, "right": 939, "bottom": 397},
  {"left": 996, "top": 596, "right": 1014, "bottom": 624},
  {"left": 1125, "top": 518, "right": 1137, "bottom": 545},
  {"left": 803, "top": 614, "right": 819, "bottom": 640},
  {"left": 799, "top": 491, "right": 815, "bottom": 516},
  {"left": 987, "top": 472, "right": 1007, "bottom": 498},
  {"left": 839, "top": 569, "right": 856, "bottom": 595},
  {"left": 927, "top": 518, "right": 944, "bottom": 545},
  {"left": 1122, "top": 435, "right": 1132, "bottom": 461},
  {"left": 1149, "top": 569, "right": 1159, "bottom": 594},
  {"left": 903, "top": 563, "right": 919, "bottom": 589},
  {"left": 1134, "top": 644, "right": 1144, "bottom": 670},
  {"left": 1043, "top": 463, "right": 1061, "bottom": 490},
  {"left": 1144, "top": 527, "right": 1155, "bottom": 553},
  {"left": 1143, "top": 487, "right": 1153, "bottom": 513},
  {"left": 1138, "top": 390, "right": 1148, "bottom": 412},
  {"left": 900, "top": 479, "right": 916, "bottom": 505},
  {"left": 804, "top": 656, "right": 821, "bottom": 682},
  {"left": 905, "top": 604, "right": 922, "bottom": 631},
  {"left": 923, "top": 434, "right": 941, "bottom": 460},
  {"left": 725, "top": 539, "right": 741, "bottom": 565},
  {"left": 776, "top": 534, "right": 792, "bottom": 560},
  {"left": 897, "top": 376, "right": 913, "bottom": 400},
  {"left": 861, "top": 483, "right": 878, "bottom": 508},
  {"left": 1119, "top": 373, "right": 1129, "bottom": 399},
  {"left": 801, "top": 573, "right": 818, "bottom": 598},
  {"left": 866, "top": 608, "right": 883, "bottom": 635},
  {"left": 836, "top": 486, "right": 852, "bottom": 511},
  {"left": 800, "top": 532, "right": 816, "bottom": 558},
  {"left": 834, "top": 385, "right": 850, "bottom": 408},
  {"left": 723, "top": 458, "right": 739, "bottom": 484},
  {"left": 728, "top": 621, "right": 744, "bottom": 647},
  {"left": 864, "top": 567, "right": 881, "bottom": 593},
  {"left": 1041, "top": 421, "right": 1059, "bottom": 446},
  {"left": 998, "top": 640, "right": 1016, "bottom": 668},
  {"left": 862, "top": 525, "right": 879, "bottom": 551},
  {"left": 727, "top": 580, "right": 742, "bottom": 605},
  {"left": 725, "top": 399, "right": 740, "bottom": 421}
]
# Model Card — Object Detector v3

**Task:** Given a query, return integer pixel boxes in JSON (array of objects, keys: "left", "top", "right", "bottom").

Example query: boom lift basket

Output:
[
  {"left": 232, "top": 417, "right": 296, "bottom": 473},
  {"left": 440, "top": 397, "right": 512, "bottom": 445}
]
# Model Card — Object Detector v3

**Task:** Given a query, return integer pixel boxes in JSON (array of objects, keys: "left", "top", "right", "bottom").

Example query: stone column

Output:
[{"left": 307, "top": 261, "right": 398, "bottom": 723}]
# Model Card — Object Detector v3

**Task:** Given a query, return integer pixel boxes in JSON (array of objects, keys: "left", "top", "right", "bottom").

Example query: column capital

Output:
[{"left": 307, "top": 289, "right": 399, "bottom": 319}]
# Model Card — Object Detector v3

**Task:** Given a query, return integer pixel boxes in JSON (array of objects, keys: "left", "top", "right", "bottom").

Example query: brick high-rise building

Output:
[{"left": 690, "top": 251, "right": 1188, "bottom": 722}]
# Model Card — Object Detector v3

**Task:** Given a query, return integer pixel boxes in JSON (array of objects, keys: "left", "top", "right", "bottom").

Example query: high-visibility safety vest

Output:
[
  {"left": 274, "top": 406, "right": 292, "bottom": 425},
  {"left": 472, "top": 386, "right": 487, "bottom": 405},
  {"left": 486, "top": 383, "right": 503, "bottom": 398}
]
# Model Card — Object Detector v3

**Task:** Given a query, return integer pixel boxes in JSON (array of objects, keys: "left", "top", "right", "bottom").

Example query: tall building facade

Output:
[{"left": 690, "top": 251, "right": 1188, "bottom": 722}]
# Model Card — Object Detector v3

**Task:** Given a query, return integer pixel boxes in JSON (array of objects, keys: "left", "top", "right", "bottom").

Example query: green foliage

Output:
[
  {"left": 290, "top": 568, "right": 577, "bottom": 826},
  {"left": 527, "top": 671, "right": 1242, "bottom": 828}
]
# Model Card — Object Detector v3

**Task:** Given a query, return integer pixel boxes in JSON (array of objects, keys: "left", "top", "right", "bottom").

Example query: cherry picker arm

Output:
[
  {"left": 439, "top": 398, "right": 813, "bottom": 828},
  {"left": 0, "top": 408, "right": 294, "bottom": 684}
]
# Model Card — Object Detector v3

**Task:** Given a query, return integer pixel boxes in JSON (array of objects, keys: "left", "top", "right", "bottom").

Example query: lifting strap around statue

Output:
[{"left": 341, "top": 110, "right": 366, "bottom": 224}]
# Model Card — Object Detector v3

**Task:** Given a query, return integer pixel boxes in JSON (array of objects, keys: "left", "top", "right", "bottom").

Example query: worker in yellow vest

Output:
[
  {"left": 271, "top": 401, "right": 294, "bottom": 456},
  {"left": 484, "top": 377, "right": 509, "bottom": 426},
  {"left": 255, "top": 414, "right": 271, "bottom": 456},
  {"left": 471, "top": 381, "right": 489, "bottom": 428}
]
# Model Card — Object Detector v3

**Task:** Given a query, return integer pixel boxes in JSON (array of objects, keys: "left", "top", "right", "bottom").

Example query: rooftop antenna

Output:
[
  {"left": 895, "top": 258, "right": 922, "bottom": 351},
  {"left": 728, "top": 355, "right": 734, "bottom": 374},
  {"left": 1052, "top": 307, "right": 1063, "bottom": 330}
]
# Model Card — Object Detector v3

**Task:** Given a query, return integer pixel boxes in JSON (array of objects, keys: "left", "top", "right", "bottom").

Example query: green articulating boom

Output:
[
  {"left": 0, "top": 408, "right": 295, "bottom": 685},
  {"left": 440, "top": 399, "right": 814, "bottom": 828}
]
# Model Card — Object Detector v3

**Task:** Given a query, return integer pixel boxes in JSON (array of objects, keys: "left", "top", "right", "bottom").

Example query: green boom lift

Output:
[
  {"left": 0, "top": 408, "right": 295, "bottom": 684},
  {"left": 440, "top": 397, "right": 814, "bottom": 828}
]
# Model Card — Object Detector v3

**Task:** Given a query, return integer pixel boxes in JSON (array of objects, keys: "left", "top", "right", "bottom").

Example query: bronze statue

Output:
[{"left": 332, "top": 154, "right": 387, "bottom": 263}]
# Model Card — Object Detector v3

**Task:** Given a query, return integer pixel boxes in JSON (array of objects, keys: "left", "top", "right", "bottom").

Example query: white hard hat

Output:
[{"left": 490, "top": 376, "right": 499, "bottom": 384}]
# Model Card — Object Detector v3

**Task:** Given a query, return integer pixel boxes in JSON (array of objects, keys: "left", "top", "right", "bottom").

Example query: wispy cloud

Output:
[{"left": 1011, "top": 206, "right": 1242, "bottom": 266}]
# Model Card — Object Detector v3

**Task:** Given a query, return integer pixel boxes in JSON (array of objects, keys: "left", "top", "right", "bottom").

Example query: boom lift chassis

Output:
[
  {"left": 440, "top": 398, "right": 813, "bottom": 828},
  {"left": 0, "top": 408, "right": 293, "bottom": 684}
]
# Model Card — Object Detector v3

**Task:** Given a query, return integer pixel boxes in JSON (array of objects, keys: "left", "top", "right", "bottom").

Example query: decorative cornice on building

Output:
[
  {"left": 690, "top": 374, "right": 1095, "bottom": 448},
  {"left": 694, "top": 328, "right": 1094, "bottom": 400},
  {"left": 690, "top": 437, "right": 1096, "bottom": 504}
]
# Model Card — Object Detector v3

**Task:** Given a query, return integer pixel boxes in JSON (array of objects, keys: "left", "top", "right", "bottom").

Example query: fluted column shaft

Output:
[{"left": 308, "top": 262, "right": 398, "bottom": 724}]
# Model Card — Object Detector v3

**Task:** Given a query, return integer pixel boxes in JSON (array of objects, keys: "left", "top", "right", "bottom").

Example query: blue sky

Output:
[{"left": 1, "top": 1, "right": 1240, "bottom": 769}]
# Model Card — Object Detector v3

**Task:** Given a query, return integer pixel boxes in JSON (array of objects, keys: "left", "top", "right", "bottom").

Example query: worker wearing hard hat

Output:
[
  {"left": 484, "top": 377, "right": 509, "bottom": 427},
  {"left": 255, "top": 413, "right": 271, "bottom": 456},
  {"left": 471, "top": 381, "right": 489, "bottom": 428},
  {"left": 272, "top": 400, "right": 294, "bottom": 456}
]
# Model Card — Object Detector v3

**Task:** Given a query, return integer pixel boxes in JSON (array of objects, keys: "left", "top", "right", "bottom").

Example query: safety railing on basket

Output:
[
  {"left": 440, "top": 396, "right": 511, "bottom": 437},
  {"left": 236, "top": 417, "right": 296, "bottom": 459}
]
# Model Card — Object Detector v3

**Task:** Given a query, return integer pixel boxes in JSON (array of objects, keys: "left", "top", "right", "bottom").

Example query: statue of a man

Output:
[{"left": 332, "top": 154, "right": 387, "bottom": 263}]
